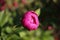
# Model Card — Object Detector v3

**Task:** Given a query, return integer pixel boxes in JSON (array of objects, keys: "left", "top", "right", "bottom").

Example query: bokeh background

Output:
[{"left": 0, "top": 0, "right": 60, "bottom": 40}]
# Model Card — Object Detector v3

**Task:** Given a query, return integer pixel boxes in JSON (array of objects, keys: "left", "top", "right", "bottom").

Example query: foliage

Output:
[{"left": 0, "top": 0, "right": 59, "bottom": 40}]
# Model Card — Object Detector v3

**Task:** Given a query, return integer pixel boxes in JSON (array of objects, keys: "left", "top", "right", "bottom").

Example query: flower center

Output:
[{"left": 31, "top": 16, "right": 36, "bottom": 24}]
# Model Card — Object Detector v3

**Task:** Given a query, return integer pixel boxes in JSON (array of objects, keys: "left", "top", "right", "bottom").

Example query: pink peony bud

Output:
[
  {"left": 0, "top": 4, "right": 6, "bottom": 11},
  {"left": 21, "top": 0, "right": 27, "bottom": 5},
  {"left": 13, "top": 2, "right": 18, "bottom": 8},
  {"left": 0, "top": 0, "right": 5, "bottom": 4},
  {"left": 48, "top": 26, "right": 53, "bottom": 30},
  {"left": 22, "top": 11, "right": 39, "bottom": 31},
  {"left": 0, "top": 0, "right": 6, "bottom": 11}
]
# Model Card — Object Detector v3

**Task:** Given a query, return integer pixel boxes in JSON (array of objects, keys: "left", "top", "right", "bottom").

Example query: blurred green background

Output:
[{"left": 0, "top": 0, "right": 60, "bottom": 40}]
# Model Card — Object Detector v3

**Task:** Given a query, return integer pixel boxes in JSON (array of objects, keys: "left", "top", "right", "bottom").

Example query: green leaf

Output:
[
  {"left": 0, "top": 9, "right": 11, "bottom": 27},
  {"left": 35, "top": 8, "right": 40, "bottom": 16},
  {"left": 41, "top": 30, "right": 54, "bottom": 40},
  {"left": 0, "top": 11, "right": 5, "bottom": 27},
  {"left": 43, "top": 36, "right": 54, "bottom": 40},
  {"left": 8, "top": 17, "right": 13, "bottom": 25},
  {"left": 6, "top": 34, "right": 20, "bottom": 40},
  {"left": 5, "top": 26, "right": 13, "bottom": 33},
  {"left": 44, "top": 30, "right": 53, "bottom": 36},
  {"left": 19, "top": 31, "right": 26, "bottom": 37}
]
